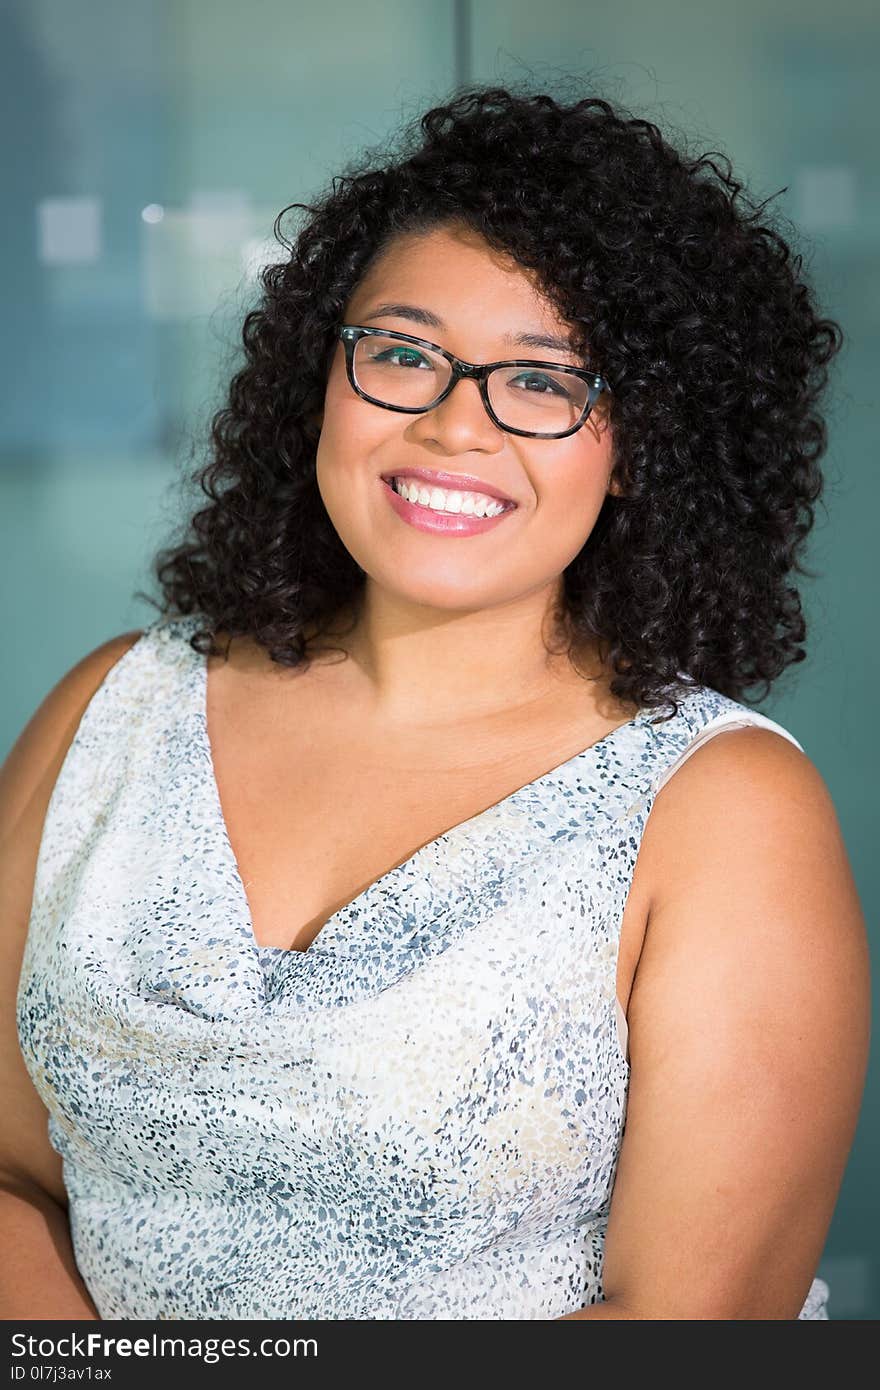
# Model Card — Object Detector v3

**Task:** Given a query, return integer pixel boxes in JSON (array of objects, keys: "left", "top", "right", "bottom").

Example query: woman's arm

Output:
[
  {"left": 0, "top": 629, "right": 143, "bottom": 1320},
  {"left": 563, "top": 727, "right": 870, "bottom": 1320},
  {"left": 0, "top": 1178, "right": 99, "bottom": 1319}
]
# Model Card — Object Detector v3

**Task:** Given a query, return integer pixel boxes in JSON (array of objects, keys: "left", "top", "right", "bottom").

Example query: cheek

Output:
[
  {"left": 537, "top": 436, "right": 613, "bottom": 530},
  {"left": 315, "top": 389, "right": 384, "bottom": 499}
]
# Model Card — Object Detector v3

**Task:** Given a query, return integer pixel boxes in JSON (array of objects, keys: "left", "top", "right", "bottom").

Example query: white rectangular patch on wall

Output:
[
  {"left": 141, "top": 192, "right": 258, "bottom": 322},
  {"left": 37, "top": 197, "right": 103, "bottom": 264}
]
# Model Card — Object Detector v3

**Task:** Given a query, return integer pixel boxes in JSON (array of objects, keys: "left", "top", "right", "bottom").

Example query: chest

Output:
[
  {"left": 203, "top": 652, "right": 653, "bottom": 1015},
  {"left": 212, "top": 731, "right": 522, "bottom": 950}
]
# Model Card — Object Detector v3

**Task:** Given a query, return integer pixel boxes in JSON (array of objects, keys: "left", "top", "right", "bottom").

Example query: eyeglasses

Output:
[{"left": 338, "top": 325, "right": 611, "bottom": 440}]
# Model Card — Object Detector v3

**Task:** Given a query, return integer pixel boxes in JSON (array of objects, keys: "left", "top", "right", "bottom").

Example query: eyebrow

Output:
[{"left": 359, "top": 301, "right": 581, "bottom": 358}]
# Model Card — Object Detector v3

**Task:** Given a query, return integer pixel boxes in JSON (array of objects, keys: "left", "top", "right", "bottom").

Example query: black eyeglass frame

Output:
[{"left": 338, "top": 324, "right": 612, "bottom": 440}]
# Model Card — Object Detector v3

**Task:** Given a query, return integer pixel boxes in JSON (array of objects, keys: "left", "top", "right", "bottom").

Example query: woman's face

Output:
[{"left": 315, "top": 221, "right": 617, "bottom": 618}]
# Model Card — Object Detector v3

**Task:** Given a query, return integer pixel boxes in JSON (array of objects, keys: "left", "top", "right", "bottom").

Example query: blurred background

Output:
[{"left": 1, "top": 0, "right": 876, "bottom": 1317}]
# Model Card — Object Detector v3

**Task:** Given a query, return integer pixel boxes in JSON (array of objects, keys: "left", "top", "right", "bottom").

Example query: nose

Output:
[{"left": 411, "top": 374, "right": 503, "bottom": 450}]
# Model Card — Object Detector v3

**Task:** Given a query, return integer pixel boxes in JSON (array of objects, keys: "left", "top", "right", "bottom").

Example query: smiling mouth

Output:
[
  {"left": 385, "top": 475, "right": 517, "bottom": 517},
  {"left": 380, "top": 476, "right": 518, "bottom": 534}
]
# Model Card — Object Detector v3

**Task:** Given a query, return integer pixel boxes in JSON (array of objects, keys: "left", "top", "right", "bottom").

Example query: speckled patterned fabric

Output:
[{"left": 16, "top": 614, "right": 830, "bottom": 1320}]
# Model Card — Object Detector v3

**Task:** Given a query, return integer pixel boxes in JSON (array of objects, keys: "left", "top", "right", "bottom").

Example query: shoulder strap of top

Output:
[
  {"left": 614, "top": 694, "right": 804, "bottom": 1065},
  {"left": 23, "top": 615, "right": 200, "bottom": 971},
  {"left": 74, "top": 613, "right": 196, "bottom": 754},
  {"left": 35, "top": 614, "right": 199, "bottom": 847},
  {"left": 650, "top": 706, "right": 805, "bottom": 797}
]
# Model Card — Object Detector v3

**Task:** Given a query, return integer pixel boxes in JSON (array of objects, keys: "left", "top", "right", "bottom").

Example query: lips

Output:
[
  {"left": 381, "top": 476, "right": 517, "bottom": 534},
  {"left": 379, "top": 467, "right": 516, "bottom": 506}
]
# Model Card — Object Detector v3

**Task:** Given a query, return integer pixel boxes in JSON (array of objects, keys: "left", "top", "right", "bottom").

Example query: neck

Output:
[{"left": 305, "top": 581, "right": 610, "bottom": 730}]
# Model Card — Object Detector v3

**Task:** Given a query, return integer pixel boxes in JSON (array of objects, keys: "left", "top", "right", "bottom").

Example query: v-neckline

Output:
[{"left": 194, "top": 630, "right": 653, "bottom": 961}]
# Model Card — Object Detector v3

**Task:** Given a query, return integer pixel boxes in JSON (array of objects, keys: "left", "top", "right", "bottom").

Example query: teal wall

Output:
[{"left": 2, "top": 0, "right": 875, "bottom": 1318}]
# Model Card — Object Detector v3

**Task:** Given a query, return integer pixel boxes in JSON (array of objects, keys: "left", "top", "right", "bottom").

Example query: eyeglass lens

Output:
[{"left": 352, "top": 334, "right": 590, "bottom": 434}]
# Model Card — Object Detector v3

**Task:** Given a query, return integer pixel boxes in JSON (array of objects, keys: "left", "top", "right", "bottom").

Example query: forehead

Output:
[{"left": 346, "top": 223, "right": 575, "bottom": 345}]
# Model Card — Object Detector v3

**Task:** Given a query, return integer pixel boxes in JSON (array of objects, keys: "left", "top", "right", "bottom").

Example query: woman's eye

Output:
[
  {"left": 374, "top": 347, "right": 432, "bottom": 369},
  {"left": 510, "top": 371, "right": 570, "bottom": 397}
]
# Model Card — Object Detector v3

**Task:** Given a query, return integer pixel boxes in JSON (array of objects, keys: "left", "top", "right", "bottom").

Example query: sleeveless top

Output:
[{"left": 16, "top": 614, "right": 831, "bottom": 1320}]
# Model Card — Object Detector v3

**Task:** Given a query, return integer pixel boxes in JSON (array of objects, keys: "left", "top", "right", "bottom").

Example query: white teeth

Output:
[{"left": 392, "top": 477, "right": 509, "bottom": 517}]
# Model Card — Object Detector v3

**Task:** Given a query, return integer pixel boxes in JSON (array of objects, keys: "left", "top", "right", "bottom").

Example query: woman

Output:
[{"left": 3, "top": 85, "right": 869, "bottom": 1320}]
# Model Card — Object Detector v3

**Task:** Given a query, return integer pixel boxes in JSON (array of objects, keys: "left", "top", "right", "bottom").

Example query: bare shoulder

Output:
[
  {"left": 634, "top": 724, "right": 869, "bottom": 1069},
  {"left": 0, "top": 628, "right": 144, "bottom": 1205},
  {"left": 637, "top": 724, "right": 860, "bottom": 922},
  {"left": 601, "top": 725, "right": 871, "bottom": 1318}
]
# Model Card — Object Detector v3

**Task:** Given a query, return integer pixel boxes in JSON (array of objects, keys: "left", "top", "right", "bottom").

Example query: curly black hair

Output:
[{"left": 138, "top": 80, "right": 844, "bottom": 718}]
